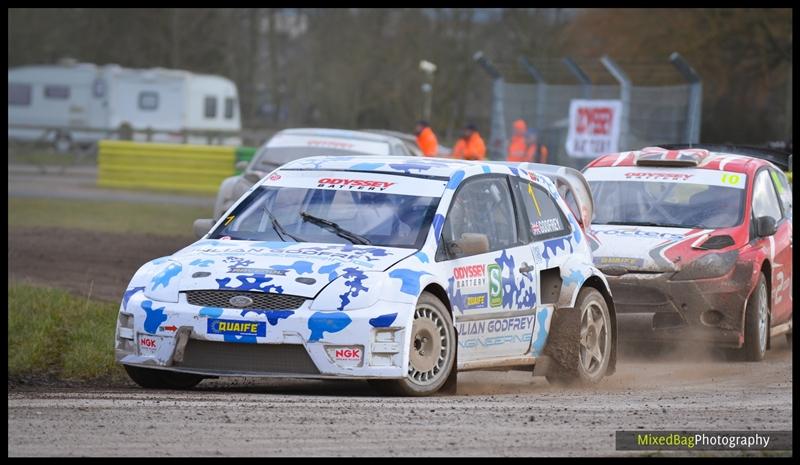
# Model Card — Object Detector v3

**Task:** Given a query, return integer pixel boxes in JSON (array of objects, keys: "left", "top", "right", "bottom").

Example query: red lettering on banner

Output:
[{"left": 576, "top": 107, "right": 614, "bottom": 136}]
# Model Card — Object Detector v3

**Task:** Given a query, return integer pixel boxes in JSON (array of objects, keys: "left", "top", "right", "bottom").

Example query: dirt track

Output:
[
  {"left": 7, "top": 226, "right": 793, "bottom": 456},
  {"left": 8, "top": 341, "right": 792, "bottom": 456},
  {"left": 9, "top": 226, "right": 193, "bottom": 302}
]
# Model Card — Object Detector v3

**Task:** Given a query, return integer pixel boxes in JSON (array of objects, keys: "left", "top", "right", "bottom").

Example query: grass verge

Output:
[
  {"left": 8, "top": 283, "right": 125, "bottom": 382},
  {"left": 9, "top": 197, "right": 212, "bottom": 236}
]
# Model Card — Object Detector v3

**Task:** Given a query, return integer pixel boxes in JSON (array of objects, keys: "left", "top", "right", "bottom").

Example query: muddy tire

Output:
[
  {"left": 124, "top": 365, "right": 203, "bottom": 390},
  {"left": 545, "top": 287, "right": 612, "bottom": 386},
  {"left": 742, "top": 274, "right": 770, "bottom": 362},
  {"left": 368, "top": 292, "right": 456, "bottom": 396}
]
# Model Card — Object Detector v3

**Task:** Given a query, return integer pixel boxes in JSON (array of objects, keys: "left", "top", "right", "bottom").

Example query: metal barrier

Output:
[
  {"left": 97, "top": 140, "right": 237, "bottom": 193},
  {"left": 474, "top": 53, "right": 703, "bottom": 169}
]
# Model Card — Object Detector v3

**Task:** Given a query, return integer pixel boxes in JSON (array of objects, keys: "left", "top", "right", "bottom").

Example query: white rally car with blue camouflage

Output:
[{"left": 115, "top": 156, "right": 617, "bottom": 395}]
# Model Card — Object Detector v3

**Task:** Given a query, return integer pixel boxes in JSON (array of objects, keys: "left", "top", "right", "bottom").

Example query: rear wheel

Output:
[
  {"left": 742, "top": 274, "right": 770, "bottom": 362},
  {"left": 546, "top": 287, "right": 612, "bottom": 385},
  {"left": 368, "top": 292, "right": 455, "bottom": 396},
  {"left": 124, "top": 365, "right": 203, "bottom": 390}
]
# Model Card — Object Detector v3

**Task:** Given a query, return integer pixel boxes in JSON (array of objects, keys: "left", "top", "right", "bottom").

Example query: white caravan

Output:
[{"left": 8, "top": 62, "right": 241, "bottom": 150}]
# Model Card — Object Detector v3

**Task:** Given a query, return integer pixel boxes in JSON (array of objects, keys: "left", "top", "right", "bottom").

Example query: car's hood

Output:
[
  {"left": 163, "top": 240, "right": 416, "bottom": 298},
  {"left": 588, "top": 224, "right": 711, "bottom": 273}
]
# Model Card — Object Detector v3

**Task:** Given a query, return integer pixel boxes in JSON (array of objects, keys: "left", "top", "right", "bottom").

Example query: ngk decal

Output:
[
  {"left": 138, "top": 336, "right": 158, "bottom": 354},
  {"left": 334, "top": 348, "right": 362, "bottom": 361},
  {"left": 317, "top": 178, "right": 395, "bottom": 191}
]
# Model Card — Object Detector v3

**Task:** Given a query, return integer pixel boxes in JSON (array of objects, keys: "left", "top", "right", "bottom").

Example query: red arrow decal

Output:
[{"left": 162, "top": 325, "right": 177, "bottom": 332}]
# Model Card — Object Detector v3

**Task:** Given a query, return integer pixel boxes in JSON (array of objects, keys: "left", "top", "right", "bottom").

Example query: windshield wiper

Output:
[
  {"left": 300, "top": 211, "right": 372, "bottom": 245},
  {"left": 263, "top": 204, "right": 305, "bottom": 242}
]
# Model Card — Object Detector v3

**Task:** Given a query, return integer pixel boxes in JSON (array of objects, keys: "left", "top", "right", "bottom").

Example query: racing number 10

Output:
[{"left": 721, "top": 173, "right": 741, "bottom": 186}]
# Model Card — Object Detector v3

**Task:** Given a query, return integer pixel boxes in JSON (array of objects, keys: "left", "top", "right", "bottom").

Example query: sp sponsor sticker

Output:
[
  {"left": 488, "top": 264, "right": 503, "bottom": 308},
  {"left": 207, "top": 319, "right": 266, "bottom": 337}
]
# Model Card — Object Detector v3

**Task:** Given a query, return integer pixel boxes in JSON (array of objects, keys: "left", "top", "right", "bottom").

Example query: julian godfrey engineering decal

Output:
[{"left": 453, "top": 264, "right": 503, "bottom": 310}]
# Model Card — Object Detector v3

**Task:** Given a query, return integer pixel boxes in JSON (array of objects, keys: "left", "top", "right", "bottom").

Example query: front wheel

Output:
[
  {"left": 742, "top": 274, "right": 770, "bottom": 362},
  {"left": 545, "top": 287, "right": 612, "bottom": 385},
  {"left": 368, "top": 292, "right": 456, "bottom": 396},
  {"left": 124, "top": 365, "right": 203, "bottom": 390}
]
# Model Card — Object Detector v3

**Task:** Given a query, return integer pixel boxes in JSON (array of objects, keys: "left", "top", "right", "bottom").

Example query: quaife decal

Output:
[
  {"left": 317, "top": 178, "right": 395, "bottom": 191},
  {"left": 207, "top": 319, "right": 266, "bottom": 337},
  {"left": 488, "top": 264, "right": 503, "bottom": 308},
  {"left": 464, "top": 293, "right": 487, "bottom": 309},
  {"left": 594, "top": 256, "right": 645, "bottom": 268}
]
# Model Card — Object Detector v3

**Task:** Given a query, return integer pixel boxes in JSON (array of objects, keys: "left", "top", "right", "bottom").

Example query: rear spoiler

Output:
[
  {"left": 497, "top": 162, "right": 594, "bottom": 231},
  {"left": 655, "top": 144, "right": 792, "bottom": 171}
]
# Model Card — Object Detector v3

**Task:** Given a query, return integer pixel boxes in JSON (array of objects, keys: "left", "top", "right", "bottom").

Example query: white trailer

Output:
[{"left": 8, "top": 61, "right": 242, "bottom": 150}]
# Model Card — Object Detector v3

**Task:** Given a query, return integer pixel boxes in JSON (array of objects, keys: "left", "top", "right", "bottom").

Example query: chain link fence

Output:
[{"left": 472, "top": 54, "right": 702, "bottom": 169}]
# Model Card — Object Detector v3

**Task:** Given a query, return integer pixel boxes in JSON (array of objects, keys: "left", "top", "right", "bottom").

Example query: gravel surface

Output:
[{"left": 8, "top": 341, "right": 792, "bottom": 456}]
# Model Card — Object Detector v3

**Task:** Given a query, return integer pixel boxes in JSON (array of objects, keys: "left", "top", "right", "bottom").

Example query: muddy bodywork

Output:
[
  {"left": 584, "top": 147, "right": 793, "bottom": 348},
  {"left": 117, "top": 156, "right": 615, "bottom": 383}
]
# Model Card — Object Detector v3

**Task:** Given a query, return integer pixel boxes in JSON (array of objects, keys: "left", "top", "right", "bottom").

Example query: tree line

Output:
[{"left": 8, "top": 8, "right": 792, "bottom": 145}]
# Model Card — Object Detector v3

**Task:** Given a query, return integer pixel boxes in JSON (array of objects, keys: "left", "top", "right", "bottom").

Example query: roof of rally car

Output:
[
  {"left": 586, "top": 147, "right": 774, "bottom": 174},
  {"left": 278, "top": 155, "right": 548, "bottom": 180}
]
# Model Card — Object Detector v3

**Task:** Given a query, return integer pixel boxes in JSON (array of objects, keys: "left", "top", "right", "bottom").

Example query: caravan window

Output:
[
  {"left": 9, "top": 83, "right": 32, "bottom": 106},
  {"left": 224, "top": 97, "right": 236, "bottom": 119},
  {"left": 44, "top": 85, "right": 70, "bottom": 100},
  {"left": 138, "top": 91, "right": 159, "bottom": 111},
  {"left": 204, "top": 96, "right": 218, "bottom": 118}
]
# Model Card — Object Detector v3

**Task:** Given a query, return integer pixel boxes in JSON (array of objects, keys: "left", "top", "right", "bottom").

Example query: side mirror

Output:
[
  {"left": 193, "top": 218, "right": 215, "bottom": 239},
  {"left": 235, "top": 160, "right": 249, "bottom": 172},
  {"left": 755, "top": 216, "right": 777, "bottom": 237},
  {"left": 449, "top": 233, "right": 490, "bottom": 257}
]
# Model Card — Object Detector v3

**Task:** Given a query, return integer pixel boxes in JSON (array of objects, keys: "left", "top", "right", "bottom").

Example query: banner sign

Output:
[{"left": 565, "top": 99, "right": 622, "bottom": 158}]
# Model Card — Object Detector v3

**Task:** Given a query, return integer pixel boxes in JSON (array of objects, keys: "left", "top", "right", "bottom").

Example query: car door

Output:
[
  {"left": 755, "top": 168, "right": 793, "bottom": 324},
  {"left": 436, "top": 174, "right": 538, "bottom": 361},
  {"left": 754, "top": 168, "right": 792, "bottom": 325}
]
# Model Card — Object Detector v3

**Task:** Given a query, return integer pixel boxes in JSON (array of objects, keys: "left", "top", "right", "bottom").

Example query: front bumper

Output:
[
  {"left": 606, "top": 261, "right": 755, "bottom": 347},
  {"left": 115, "top": 291, "right": 412, "bottom": 379}
]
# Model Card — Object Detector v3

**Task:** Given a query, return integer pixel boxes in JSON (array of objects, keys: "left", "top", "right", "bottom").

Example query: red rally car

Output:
[{"left": 582, "top": 147, "right": 792, "bottom": 360}]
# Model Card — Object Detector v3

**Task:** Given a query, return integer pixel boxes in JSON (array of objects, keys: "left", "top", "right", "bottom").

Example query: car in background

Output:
[
  {"left": 583, "top": 146, "right": 792, "bottom": 361},
  {"left": 212, "top": 128, "right": 419, "bottom": 219},
  {"left": 116, "top": 156, "right": 616, "bottom": 395},
  {"left": 365, "top": 129, "right": 451, "bottom": 158}
]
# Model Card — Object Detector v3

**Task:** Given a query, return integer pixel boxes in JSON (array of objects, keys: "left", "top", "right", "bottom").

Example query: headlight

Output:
[
  {"left": 142, "top": 260, "right": 182, "bottom": 303},
  {"left": 671, "top": 251, "right": 738, "bottom": 281},
  {"left": 310, "top": 271, "right": 386, "bottom": 311}
]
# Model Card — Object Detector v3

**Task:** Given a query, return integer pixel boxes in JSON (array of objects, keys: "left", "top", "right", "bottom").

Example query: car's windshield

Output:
[
  {"left": 210, "top": 185, "right": 440, "bottom": 248},
  {"left": 587, "top": 168, "right": 747, "bottom": 229},
  {"left": 251, "top": 146, "right": 387, "bottom": 173}
]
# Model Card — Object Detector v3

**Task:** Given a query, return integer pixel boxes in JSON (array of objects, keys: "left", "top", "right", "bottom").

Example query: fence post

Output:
[
  {"left": 669, "top": 52, "right": 703, "bottom": 144},
  {"left": 518, "top": 57, "right": 548, "bottom": 132},
  {"left": 474, "top": 51, "right": 506, "bottom": 160},
  {"left": 600, "top": 55, "right": 631, "bottom": 151},
  {"left": 562, "top": 57, "right": 592, "bottom": 99}
]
